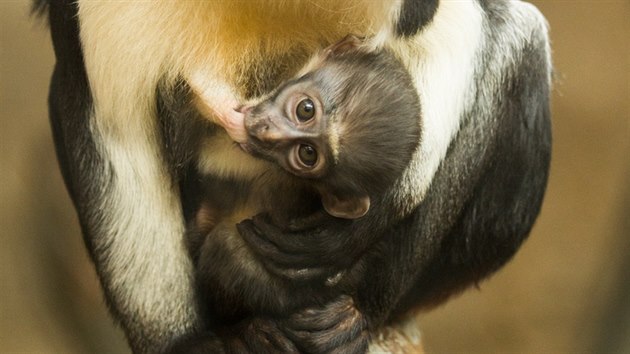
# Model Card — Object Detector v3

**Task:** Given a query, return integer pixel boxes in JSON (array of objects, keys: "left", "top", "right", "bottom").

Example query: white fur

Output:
[
  {"left": 388, "top": 0, "right": 484, "bottom": 215},
  {"left": 369, "top": 313, "right": 423, "bottom": 353},
  {"left": 368, "top": 0, "right": 404, "bottom": 51},
  {"left": 77, "top": 2, "right": 203, "bottom": 345},
  {"left": 93, "top": 127, "right": 200, "bottom": 342}
]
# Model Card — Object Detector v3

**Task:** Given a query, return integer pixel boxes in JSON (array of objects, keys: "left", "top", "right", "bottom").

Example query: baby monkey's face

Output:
[
  {"left": 238, "top": 80, "right": 371, "bottom": 220},
  {"left": 239, "top": 80, "right": 334, "bottom": 180}
]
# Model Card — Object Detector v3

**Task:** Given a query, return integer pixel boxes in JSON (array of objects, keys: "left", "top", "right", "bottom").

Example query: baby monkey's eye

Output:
[
  {"left": 297, "top": 144, "right": 318, "bottom": 167},
  {"left": 296, "top": 98, "right": 315, "bottom": 122}
]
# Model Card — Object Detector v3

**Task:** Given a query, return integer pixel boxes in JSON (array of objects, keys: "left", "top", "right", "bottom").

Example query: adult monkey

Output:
[{"left": 35, "top": 0, "right": 552, "bottom": 353}]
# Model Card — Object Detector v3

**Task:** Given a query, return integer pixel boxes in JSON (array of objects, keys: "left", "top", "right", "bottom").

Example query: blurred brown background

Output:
[{"left": 1, "top": 1, "right": 628, "bottom": 353}]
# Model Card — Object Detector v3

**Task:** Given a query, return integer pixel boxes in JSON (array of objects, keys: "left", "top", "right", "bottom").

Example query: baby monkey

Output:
[{"left": 185, "top": 35, "right": 421, "bottom": 353}]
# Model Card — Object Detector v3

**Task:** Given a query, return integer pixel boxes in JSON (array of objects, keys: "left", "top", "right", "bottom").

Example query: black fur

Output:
[
  {"left": 45, "top": 1, "right": 101, "bottom": 258},
  {"left": 176, "top": 46, "right": 422, "bottom": 353},
  {"left": 310, "top": 49, "right": 421, "bottom": 196},
  {"left": 245, "top": 48, "right": 421, "bottom": 197},
  {"left": 155, "top": 80, "right": 214, "bottom": 224},
  {"left": 396, "top": 0, "right": 440, "bottom": 37}
]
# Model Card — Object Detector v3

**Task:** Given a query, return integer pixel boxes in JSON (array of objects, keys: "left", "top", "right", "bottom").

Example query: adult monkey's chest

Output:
[
  {"left": 76, "top": 0, "right": 394, "bottom": 133},
  {"left": 203, "top": 0, "right": 392, "bottom": 99}
]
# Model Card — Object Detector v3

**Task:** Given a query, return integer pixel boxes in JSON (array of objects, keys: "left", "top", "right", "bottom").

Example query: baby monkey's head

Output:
[{"left": 240, "top": 35, "right": 421, "bottom": 219}]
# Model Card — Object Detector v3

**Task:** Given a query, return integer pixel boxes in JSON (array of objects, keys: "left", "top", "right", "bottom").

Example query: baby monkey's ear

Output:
[
  {"left": 324, "top": 34, "right": 365, "bottom": 57},
  {"left": 297, "top": 34, "right": 366, "bottom": 76},
  {"left": 321, "top": 192, "right": 370, "bottom": 219}
]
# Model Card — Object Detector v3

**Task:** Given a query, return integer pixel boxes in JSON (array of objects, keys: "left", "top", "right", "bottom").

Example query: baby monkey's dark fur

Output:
[{"left": 183, "top": 37, "right": 421, "bottom": 353}]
